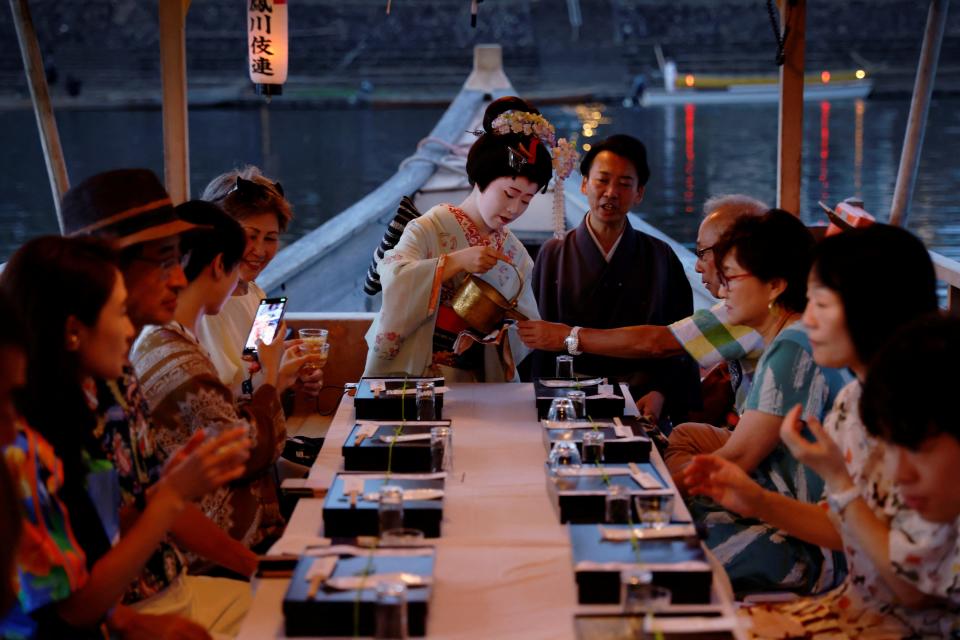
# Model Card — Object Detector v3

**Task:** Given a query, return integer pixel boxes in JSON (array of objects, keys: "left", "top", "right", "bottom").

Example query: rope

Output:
[{"left": 766, "top": 0, "right": 791, "bottom": 66}]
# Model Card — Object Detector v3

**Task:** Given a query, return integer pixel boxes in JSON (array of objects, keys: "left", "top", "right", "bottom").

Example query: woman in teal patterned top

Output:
[{"left": 684, "top": 210, "right": 850, "bottom": 595}]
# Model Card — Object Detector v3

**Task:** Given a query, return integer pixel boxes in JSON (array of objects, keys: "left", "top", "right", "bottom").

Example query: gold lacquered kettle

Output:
[{"left": 451, "top": 257, "right": 527, "bottom": 334}]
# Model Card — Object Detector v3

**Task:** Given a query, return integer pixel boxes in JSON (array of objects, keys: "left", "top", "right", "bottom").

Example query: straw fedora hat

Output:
[{"left": 62, "top": 169, "right": 197, "bottom": 248}]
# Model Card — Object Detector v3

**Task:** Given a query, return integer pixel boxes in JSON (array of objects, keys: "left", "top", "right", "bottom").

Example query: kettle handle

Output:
[{"left": 497, "top": 256, "right": 524, "bottom": 308}]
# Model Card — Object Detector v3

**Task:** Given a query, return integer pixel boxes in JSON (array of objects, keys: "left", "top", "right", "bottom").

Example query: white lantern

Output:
[{"left": 247, "top": 0, "right": 288, "bottom": 97}]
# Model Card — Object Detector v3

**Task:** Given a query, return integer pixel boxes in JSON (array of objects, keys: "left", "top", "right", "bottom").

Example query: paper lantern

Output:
[{"left": 247, "top": 0, "right": 288, "bottom": 97}]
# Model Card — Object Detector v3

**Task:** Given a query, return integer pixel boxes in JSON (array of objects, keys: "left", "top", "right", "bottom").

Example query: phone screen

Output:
[{"left": 243, "top": 297, "right": 288, "bottom": 354}]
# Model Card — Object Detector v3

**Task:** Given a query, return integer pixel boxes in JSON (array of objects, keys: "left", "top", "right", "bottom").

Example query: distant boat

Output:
[{"left": 636, "top": 68, "right": 873, "bottom": 106}]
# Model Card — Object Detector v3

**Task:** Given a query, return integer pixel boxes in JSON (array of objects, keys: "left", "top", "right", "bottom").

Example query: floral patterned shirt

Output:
[
  {"left": 0, "top": 422, "right": 89, "bottom": 639},
  {"left": 84, "top": 367, "right": 186, "bottom": 604}
]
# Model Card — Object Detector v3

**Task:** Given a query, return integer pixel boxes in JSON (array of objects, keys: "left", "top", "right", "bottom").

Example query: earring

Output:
[
  {"left": 66, "top": 334, "right": 80, "bottom": 350},
  {"left": 768, "top": 300, "right": 778, "bottom": 314}
]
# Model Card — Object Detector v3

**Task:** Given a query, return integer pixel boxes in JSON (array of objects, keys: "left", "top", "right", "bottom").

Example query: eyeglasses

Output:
[
  {"left": 719, "top": 272, "right": 753, "bottom": 288},
  {"left": 694, "top": 245, "right": 715, "bottom": 260}
]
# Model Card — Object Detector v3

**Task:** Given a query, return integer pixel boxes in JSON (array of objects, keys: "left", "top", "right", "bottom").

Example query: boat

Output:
[{"left": 637, "top": 69, "right": 873, "bottom": 106}]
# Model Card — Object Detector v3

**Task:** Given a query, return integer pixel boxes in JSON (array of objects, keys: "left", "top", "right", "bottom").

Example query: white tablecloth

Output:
[{"left": 238, "top": 383, "right": 730, "bottom": 640}]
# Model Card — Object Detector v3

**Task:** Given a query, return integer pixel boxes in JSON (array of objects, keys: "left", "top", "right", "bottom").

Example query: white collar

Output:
[{"left": 585, "top": 212, "right": 625, "bottom": 262}]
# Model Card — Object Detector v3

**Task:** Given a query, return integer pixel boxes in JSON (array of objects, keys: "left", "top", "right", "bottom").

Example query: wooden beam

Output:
[
  {"left": 776, "top": 0, "right": 806, "bottom": 216},
  {"left": 9, "top": 0, "right": 69, "bottom": 232},
  {"left": 159, "top": 0, "right": 191, "bottom": 205},
  {"left": 889, "top": 0, "right": 949, "bottom": 227}
]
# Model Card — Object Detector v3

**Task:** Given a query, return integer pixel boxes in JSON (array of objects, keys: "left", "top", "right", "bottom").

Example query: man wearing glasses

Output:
[{"left": 519, "top": 194, "right": 767, "bottom": 428}]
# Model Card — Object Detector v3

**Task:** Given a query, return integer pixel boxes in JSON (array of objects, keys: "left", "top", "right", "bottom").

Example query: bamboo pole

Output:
[
  {"left": 776, "top": 0, "right": 806, "bottom": 216},
  {"left": 159, "top": 0, "right": 191, "bottom": 205},
  {"left": 889, "top": 0, "right": 949, "bottom": 227},
  {"left": 9, "top": 0, "right": 69, "bottom": 232}
]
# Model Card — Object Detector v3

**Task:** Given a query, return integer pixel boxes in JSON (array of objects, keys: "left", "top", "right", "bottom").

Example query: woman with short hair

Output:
[{"left": 677, "top": 209, "right": 851, "bottom": 595}]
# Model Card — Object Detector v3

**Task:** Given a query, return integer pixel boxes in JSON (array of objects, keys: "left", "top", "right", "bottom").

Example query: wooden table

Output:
[{"left": 238, "top": 383, "right": 739, "bottom": 640}]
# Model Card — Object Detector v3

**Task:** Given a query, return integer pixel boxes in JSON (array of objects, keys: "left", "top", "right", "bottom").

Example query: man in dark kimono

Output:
[{"left": 529, "top": 134, "right": 700, "bottom": 423}]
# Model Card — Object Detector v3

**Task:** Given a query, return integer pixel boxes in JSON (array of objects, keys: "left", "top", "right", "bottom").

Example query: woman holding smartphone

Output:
[
  {"left": 196, "top": 166, "right": 322, "bottom": 398},
  {"left": 132, "top": 201, "right": 297, "bottom": 551}
]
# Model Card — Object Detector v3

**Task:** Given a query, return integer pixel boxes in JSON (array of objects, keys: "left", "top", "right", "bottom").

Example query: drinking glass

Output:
[
  {"left": 555, "top": 355, "right": 575, "bottom": 378},
  {"left": 582, "top": 430, "right": 605, "bottom": 464},
  {"left": 634, "top": 494, "right": 674, "bottom": 529},
  {"left": 299, "top": 327, "right": 330, "bottom": 374},
  {"left": 546, "top": 397, "right": 576, "bottom": 422},
  {"left": 566, "top": 390, "right": 586, "bottom": 418},
  {"left": 415, "top": 381, "right": 436, "bottom": 421},
  {"left": 374, "top": 580, "right": 408, "bottom": 639},
  {"left": 604, "top": 483, "right": 631, "bottom": 524},
  {"left": 430, "top": 425, "right": 453, "bottom": 472},
  {"left": 621, "top": 568, "right": 671, "bottom": 614},
  {"left": 548, "top": 440, "right": 582, "bottom": 474},
  {"left": 378, "top": 485, "right": 404, "bottom": 535}
]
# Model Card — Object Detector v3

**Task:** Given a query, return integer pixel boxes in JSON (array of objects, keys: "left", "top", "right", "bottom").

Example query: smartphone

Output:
[{"left": 243, "top": 296, "right": 288, "bottom": 356}]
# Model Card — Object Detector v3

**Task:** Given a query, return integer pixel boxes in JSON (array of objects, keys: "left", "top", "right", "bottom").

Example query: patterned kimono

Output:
[
  {"left": 744, "top": 381, "right": 960, "bottom": 638},
  {"left": 364, "top": 203, "right": 540, "bottom": 381},
  {"left": 689, "top": 322, "right": 851, "bottom": 595},
  {"left": 131, "top": 322, "right": 286, "bottom": 550}
]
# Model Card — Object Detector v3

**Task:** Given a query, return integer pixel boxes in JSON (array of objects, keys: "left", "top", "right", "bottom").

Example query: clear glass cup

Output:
[
  {"left": 374, "top": 580, "right": 408, "bottom": 640},
  {"left": 582, "top": 430, "right": 605, "bottom": 464},
  {"left": 378, "top": 485, "right": 404, "bottom": 535},
  {"left": 548, "top": 440, "right": 582, "bottom": 474},
  {"left": 299, "top": 328, "right": 330, "bottom": 374},
  {"left": 429, "top": 425, "right": 453, "bottom": 473},
  {"left": 555, "top": 354, "right": 575, "bottom": 378},
  {"left": 415, "top": 381, "right": 436, "bottom": 421},
  {"left": 379, "top": 528, "right": 425, "bottom": 547},
  {"left": 621, "top": 568, "right": 671, "bottom": 614},
  {"left": 605, "top": 483, "right": 631, "bottom": 524},
  {"left": 546, "top": 397, "right": 576, "bottom": 422},
  {"left": 566, "top": 389, "right": 586, "bottom": 418},
  {"left": 634, "top": 494, "right": 674, "bottom": 529}
]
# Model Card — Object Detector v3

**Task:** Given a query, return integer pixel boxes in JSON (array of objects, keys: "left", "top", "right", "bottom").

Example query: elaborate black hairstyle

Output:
[
  {"left": 861, "top": 313, "right": 957, "bottom": 449},
  {"left": 466, "top": 96, "right": 554, "bottom": 194},
  {"left": 175, "top": 200, "right": 247, "bottom": 283},
  {"left": 811, "top": 224, "right": 937, "bottom": 365},
  {"left": 579, "top": 134, "right": 650, "bottom": 187},
  {"left": 713, "top": 208, "right": 814, "bottom": 313}
]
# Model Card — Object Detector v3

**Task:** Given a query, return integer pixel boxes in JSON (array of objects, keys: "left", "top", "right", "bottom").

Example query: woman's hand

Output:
[
  {"left": 684, "top": 454, "right": 766, "bottom": 518},
  {"left": 636, "top": 391, "right": 666, "bottom": 422},
  {"left": 779, "top": 404, "right": 853, "bottom": 491},
  {"left": 255, "top": 321, "right": 287, "bottom": 388},
  {"left": 516, "top": 320, "right": 570, "bottom": 350},
  {"left": 447, "top": 246, "right": 512, "bottom": 276},
  {"left": 160, "top": 427, "right": 250, "bottom": 503}
]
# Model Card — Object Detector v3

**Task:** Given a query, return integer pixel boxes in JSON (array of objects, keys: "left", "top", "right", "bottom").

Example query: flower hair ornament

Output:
[{"left": 490, "top": 110, "right": 579, "bottom": 239}]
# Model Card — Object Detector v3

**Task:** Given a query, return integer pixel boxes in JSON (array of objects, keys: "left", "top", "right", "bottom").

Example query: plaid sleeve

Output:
[{"left": 668, "top": 302, "right": 764, "bottom": 369}]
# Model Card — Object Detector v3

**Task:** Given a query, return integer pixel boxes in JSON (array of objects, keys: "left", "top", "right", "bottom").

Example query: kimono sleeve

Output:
[{"left": 371, "top": 217, "right": 445, "bottom": 360}]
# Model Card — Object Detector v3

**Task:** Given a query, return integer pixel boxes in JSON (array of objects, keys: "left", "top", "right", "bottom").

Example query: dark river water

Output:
[{"left": 2, "top": 97, "right": 958, "bottom": 272}]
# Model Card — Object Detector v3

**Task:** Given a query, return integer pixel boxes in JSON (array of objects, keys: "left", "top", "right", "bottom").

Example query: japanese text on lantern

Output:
[{"left": 247, "top": 0, "right": 288, "bottom": 85}]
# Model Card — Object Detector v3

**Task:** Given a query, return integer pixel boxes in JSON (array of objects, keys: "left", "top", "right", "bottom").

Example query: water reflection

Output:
[{"left": 0, "top": 98, "right": 958, "bottom": 267}]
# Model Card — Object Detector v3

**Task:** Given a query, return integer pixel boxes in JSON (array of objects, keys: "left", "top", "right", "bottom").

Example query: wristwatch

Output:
[
  {"left": 826, "top": 485, "right": 860, "bottom": 515},
  {"left": 564, "top": 326, "right": 583, "bottom": 356}
]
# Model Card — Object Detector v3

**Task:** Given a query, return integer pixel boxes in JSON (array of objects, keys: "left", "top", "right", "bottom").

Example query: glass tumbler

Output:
[
  {"left": 634, "top": 494, "right": 674, "bottom": 529},
  {"left": 415, "top": 381, "right": 436, "bottom": 421},
  {"left": 582, "top": 430, "right": 605, "bottom": 464},
  {"left": 621, "top": 568, "right": 671, "bottom": 614},
  {"left": 605, "top": 483, "right": 631, "bottom": 524},
  {"left": 378, "top": 485, "right": 404, "bottom": 535},
  {"left": 548, "top": 440, "right": 582, "bottom": 474},
  {"left": 555, "top": 354, "right": 575, "bottom": 378},
  {"left": 430, "top": 425, "right": 453, "bottom": 472},
  {"left": 547, "top": 397, "right": 576, "bottom": 422},
  {"left": 374, "top": 580, "right": 408, "bottom": 639},
  {"left": 566, "top": 390, "right": 586, "bottom": 418}
]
